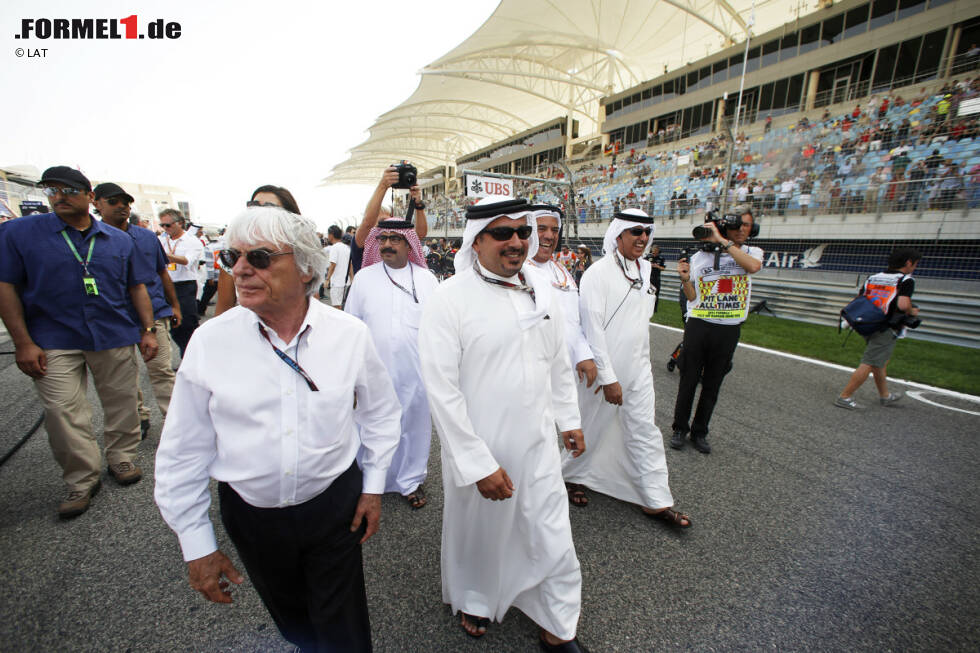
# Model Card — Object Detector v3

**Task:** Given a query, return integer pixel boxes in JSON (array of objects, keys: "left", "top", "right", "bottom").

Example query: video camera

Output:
[
  {"left": 392, "top": 161, "right": 418, "bottom": 189},
  {"left": 692, "top": 210, "right": 759, "bottom": 240}
]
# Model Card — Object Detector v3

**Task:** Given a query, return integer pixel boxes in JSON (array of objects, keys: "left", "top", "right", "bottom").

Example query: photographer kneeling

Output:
[{"left": 671, "top": 206, "right": 763, "bottom": 454}]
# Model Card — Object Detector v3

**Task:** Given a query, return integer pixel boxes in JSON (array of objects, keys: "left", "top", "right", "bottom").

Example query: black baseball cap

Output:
[
  {"left": 40, "top": 166, "right": 92, "bottom": 192},
  {"left": 93, "top": 182, "right": 134, "bottom": 203}
]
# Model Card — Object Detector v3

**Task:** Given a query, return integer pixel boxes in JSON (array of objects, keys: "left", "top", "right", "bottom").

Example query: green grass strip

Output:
[{"left": 651, "top": 300, "right": 980, "bottom": 395}]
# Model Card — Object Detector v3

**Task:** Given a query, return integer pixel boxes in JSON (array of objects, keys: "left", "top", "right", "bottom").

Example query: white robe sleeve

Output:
[
  {"left": 549, "top": 301, "right": 582, "bottom": 432},
  {"left": 565, "top": 306, "right": 595, "bottom": 366},
  {"left": 352, "top": 330, "right": 402, "bottom": 493},
  {"left": 579, "top": 266, "right": 618, "bottom": 386},
  {"left": 154, "top": 344, "right": 220, "bottom": 562},
  {"left": 419, "top": 290, "right": 499, "bottom": 488}
]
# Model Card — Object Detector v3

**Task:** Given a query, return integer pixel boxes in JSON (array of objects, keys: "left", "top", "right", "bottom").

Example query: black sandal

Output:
[
  {"left": 460, "top": 612, "right": 489, "bottom": 638},
  {"left": 565, "top": 482, "right": 588, "bottom": 507},
  {"left": 405, "top": 485, "right": 427, "bottom": 510}
]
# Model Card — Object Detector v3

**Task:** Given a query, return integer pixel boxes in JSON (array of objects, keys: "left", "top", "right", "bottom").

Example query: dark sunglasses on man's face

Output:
[
  {"left": 159, "top": 222, "right": 174, "bottom": 228},
  {"left": 246, "top": 200, "right": 281, "bottom": 208},
  {"left": 627, "top": 227, "right": 652, "bottom": 237},
  {"left": 41, "top": 186, "right": 84, "bottom": 197},
  {"left": 105, "top": 197, "right": 132, "bottom": 206},
  {"left": 377, "top": 234, "right": 406, "bottom": 244},
  {"left": 481, "top": 225, "right": 533, "bottom": 241},
  {"left": 219, "top": 248, "right": 292, "bottom": 269}
]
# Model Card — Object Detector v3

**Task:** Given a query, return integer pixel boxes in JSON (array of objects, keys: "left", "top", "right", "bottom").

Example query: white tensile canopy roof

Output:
[{"left": 323, "top": 0, "right": 800, "bottom": 185}]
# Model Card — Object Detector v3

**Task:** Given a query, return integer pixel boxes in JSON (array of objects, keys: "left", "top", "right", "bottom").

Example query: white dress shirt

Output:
[
  {"left": 159, "top": 231, "right": 205, "bottom": 283},
  {"left": 154, "top": 299, "right": 401, "bottom": 561}
]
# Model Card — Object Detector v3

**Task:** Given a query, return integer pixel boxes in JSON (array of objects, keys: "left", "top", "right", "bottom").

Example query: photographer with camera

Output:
[
  {"left": 353, "top": 164, "right": 428, "bottom": 276},
  {"left": 835, "top": 247, "right": 922, "bottom": 409},
  {"left": 670, "top": 206, "right": 763, "bottom": 454}
]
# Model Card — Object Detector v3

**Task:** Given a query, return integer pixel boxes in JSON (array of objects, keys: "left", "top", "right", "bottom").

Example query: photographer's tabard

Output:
[{"left": 687, "top": 245, "right": 765, "bottom": 323}]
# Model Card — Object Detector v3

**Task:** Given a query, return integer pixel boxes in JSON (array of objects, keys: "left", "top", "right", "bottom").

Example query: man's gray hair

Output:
[{"left": 225, "top": 207, "right": 328, "bottom": 297}]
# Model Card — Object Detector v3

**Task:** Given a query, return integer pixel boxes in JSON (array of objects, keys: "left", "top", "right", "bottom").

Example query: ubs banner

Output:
[
  {"left": 651, "top": 238, "right": 980, "bottom": 281},
  {"left": 464, "top": 174, "right": 513, "bottom": 199}
]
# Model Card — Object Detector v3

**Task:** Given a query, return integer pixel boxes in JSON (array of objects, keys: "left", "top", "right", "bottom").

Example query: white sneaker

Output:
[
  {"left": 879, "top": 392, "right": 903, "bottom": 406},
  {"left": 834, "top": 396, "right": 859, "bottom": 409}
]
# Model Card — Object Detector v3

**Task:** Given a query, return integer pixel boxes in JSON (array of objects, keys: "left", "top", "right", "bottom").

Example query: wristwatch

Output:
[
  {"left": 721, "top": 240, "right": 734, "bottom": 250},
  {"left": 143, "top": 326, "right": 157, "bottom": 334},
  {"left": 414, "top": 200, "right": 426, "bottom": 210}
]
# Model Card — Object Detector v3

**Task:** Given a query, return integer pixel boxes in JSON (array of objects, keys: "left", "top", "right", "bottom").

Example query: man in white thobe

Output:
[
  {"left": 562, "top": 209, "right": 691, "bottom": 528},
  {"left": 526, "top": 205, "right": 598, "bottom": 509},
  {"left": 419, "top": 197, "right": 590, "bottom": 652},
  {"left": 345, "top": 218, "right": 438, "bottom": 509}
]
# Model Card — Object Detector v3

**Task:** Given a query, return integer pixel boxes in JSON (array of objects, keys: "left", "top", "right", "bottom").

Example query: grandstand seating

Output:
[{"left": 420, "top": 75, "right": 980, "bottom": 226}]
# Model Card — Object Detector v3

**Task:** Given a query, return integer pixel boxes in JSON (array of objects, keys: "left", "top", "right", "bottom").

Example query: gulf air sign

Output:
[{"left": 465, "top": 174, "right": 514, "bottom": 199}]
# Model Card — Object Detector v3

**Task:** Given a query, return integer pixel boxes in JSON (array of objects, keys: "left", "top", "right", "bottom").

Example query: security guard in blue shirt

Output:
[{"left": 0, "top": 166, "right": 158, "bottom": 518}]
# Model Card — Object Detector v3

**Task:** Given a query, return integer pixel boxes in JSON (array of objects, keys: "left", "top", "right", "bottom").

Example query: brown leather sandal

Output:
[
  {"left": 645, "top": 507, "right": 691, "bottom": 528},
  {"left": 460, "top": 612, "right": 489, "bottom": 638}
]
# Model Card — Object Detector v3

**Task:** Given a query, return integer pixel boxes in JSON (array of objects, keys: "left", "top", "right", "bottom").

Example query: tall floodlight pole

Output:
[{"left": 720, "top": 5, "right": 755, "bottom": 216}]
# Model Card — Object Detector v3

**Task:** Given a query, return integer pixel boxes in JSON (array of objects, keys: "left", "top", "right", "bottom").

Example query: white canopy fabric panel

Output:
[{"left": 323, "top": 0, "right": 800, "bottom": 185}]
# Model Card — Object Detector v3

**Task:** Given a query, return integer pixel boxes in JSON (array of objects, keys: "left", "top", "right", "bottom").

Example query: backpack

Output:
[
  {"left": 840, "top": 272, "right": 906, "bottom": 336},
  {"left": 840, "top": 295, "right": 888, "bottom": 336}
]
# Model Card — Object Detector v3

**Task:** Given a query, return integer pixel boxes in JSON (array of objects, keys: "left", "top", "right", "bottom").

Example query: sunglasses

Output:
[
  {"left": 481, "top": 225, "right": 533, "bottom": 241},
  {"left": 105, "top": 197, "right": 132, "bottom": 206},
  {"left": 377, "top": 234, "right": 406, "bottom": 244},
  {"left": 627, "top": 227, "right": 652, "bottom": 236},
  {"left": 159, "top": 222, "right": 174, "bottom": 228},
  {"left": 246, "top": 200, "right": 281, "bottom": 208},
  {"left": 42, "top": 186, "right": 85, "bottom": 197},
  {"left": 219, "top": 247, "right": 292, "bottom": 269}
]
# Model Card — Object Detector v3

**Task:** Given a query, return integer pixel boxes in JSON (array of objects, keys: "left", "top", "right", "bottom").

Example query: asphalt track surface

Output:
[{"left": 1, "top": 314, "right": 977, "bottom": 652}]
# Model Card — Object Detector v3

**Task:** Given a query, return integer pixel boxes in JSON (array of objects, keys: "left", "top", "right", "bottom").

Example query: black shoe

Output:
[
  {"left": 670, "top": 430, "right": 686, "bottom": 450},
  {"left": 140, "top": 419, "right": 150, "bottom": 440},
  {"left": 539, "top": 636, "right": 590, "bottom": 653},
  {"left": 691, "top": 434, "right": 711, "bottom": 454}
]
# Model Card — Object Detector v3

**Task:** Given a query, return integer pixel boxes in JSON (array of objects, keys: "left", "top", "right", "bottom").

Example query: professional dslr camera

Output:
[
  {"left": 890, "top": 305, "right": 922, "bottom": 330},
  {"left": 692, "top": 209, "right": 759, "bottom": 240},
  {"left": 392, "top": 161, "right": 418, "bottom": 189}
]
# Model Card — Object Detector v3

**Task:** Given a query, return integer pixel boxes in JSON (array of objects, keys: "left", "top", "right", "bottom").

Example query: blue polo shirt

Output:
[
  {"left": 0, "top": 213, "right": 156, "bottom": 351},
  {"left": 123, "top": 223, "right": 173, "bottom": 320}
]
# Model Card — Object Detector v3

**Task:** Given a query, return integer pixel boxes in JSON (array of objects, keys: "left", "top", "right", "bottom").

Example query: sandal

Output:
[
  {"left": 645, "top": 507, "right": 691, "bottom": 528},
  {"left": 460, "top": 612, "right": 489, "bottom": 638},
  {"left": 565, "top": 482, "right": 588, "bottom": 508},
  {"left": 405, "top": 485, "right": 427, "bottom": 510}
]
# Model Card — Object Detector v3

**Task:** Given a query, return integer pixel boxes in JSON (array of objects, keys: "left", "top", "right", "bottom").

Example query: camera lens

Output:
[{"left": 692, "top": 225, "right": 710, "bottom": 239}]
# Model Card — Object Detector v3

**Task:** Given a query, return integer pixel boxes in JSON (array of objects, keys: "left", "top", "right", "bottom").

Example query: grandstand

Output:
[{"left": 323, "top": 0, "right": 980, "bottom": 347}]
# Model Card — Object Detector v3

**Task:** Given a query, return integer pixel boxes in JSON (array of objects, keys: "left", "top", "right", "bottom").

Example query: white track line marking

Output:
[
  {"left": 649, "top": 323, "right": 980, "bottom": 402},
  {"left": 905, "top": 391, "right": 980, "bottom": 416}
]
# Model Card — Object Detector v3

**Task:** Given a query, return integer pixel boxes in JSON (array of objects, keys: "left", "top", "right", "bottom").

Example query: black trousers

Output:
[
  {"left": 672, "top": 318, "right": 741, "bottom": 439},
  {"left": 197, "top": 279, "right": 218, "bottom": 315},
  {"left": 218, "top": 462, "right": 372, "bottom": 653},
  {"left": 170, "top": 280, "right": 199, "bottom": 356}
]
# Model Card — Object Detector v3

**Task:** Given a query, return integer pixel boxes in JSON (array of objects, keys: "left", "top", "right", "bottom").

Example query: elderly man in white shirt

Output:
[{"left": 155, "top": 207, "right": 401, "bottom": 653}]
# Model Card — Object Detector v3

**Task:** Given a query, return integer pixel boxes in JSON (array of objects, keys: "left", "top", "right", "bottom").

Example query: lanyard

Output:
[
  {"left": 614, "top": 252, "right": 643, "bottom": 290},
  {"left": 61, "top": 230, "right": 96, "bottom": 275},
  {"left": 383, "top": 263, "right": 418, "bottom": 303},
  {"left": 547, "top": 259, "right": 574, "bottom": 291},
  {"left": 473, "top": 263, "right": 536, "bottom": 305},
  {"left": 258, "top": 324, "right": 319, "bottom": 392}
]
